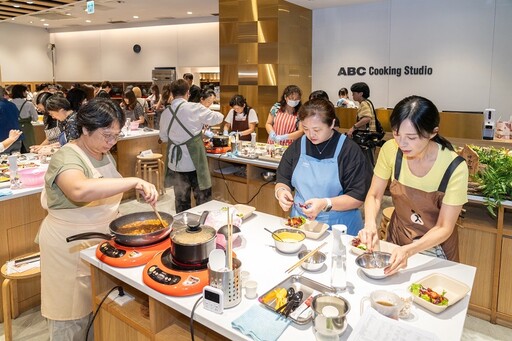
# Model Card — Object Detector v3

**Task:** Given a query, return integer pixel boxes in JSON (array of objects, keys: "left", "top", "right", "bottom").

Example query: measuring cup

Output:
[{"left": 360, "top": 290, "right": 404, "bottom": 320}]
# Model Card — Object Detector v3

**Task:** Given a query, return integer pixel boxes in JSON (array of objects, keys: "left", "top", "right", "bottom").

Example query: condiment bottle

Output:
[
  {"left": 331, "top": 224, "right": 347, "bottom": 292},
  {"left": 250, "top": 132, "right": 256, "bottom": 147}
]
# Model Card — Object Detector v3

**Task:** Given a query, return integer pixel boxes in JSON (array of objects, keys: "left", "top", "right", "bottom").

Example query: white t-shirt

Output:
[{"left": 224, "top": 108, "right": 259, "bottom": 126}]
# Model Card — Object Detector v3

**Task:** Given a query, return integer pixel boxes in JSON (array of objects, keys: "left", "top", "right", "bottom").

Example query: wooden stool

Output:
[
  {"left": 379, "top": 207, "right": 395, "bottom": 240},
  {"left": 1, "top": 255, "right": 41, "bottom": 341},
  {"left": 135, "top": 153, "right": 165, "bottom": 201}
]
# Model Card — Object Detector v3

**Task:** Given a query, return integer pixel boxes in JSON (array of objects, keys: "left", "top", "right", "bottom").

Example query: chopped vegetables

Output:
[
  {"left": 410, "top": 283, "right": 449, "bottom": 306},
  {"left": 351, "top": 237, "right": 367, "bottom": 251}
]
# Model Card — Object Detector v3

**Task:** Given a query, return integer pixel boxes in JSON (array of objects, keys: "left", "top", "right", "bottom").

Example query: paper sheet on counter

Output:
[
  {"left": 348, "top": 307, "right": 440, "bottom": 341},
  {"left": 6, "top": 260, "right": 40, "bottom": 275}
]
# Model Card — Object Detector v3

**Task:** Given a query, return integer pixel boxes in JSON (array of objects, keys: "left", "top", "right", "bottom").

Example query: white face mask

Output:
[{"left": 286, "top": 99, "right": 300, "bottom": 108}]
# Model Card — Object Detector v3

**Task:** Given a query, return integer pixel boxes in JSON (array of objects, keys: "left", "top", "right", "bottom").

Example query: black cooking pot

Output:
[
  {"left": 66, "top": 211, "right": 174, "bottom": 247},
  {"left": 212, "top": 135, "right": 229, "bottom": 147},
  {"left": 169, "top": 211, "right": 216, "bottom": 264}
]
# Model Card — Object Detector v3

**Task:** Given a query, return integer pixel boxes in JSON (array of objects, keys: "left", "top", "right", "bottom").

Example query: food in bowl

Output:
[
  {"left": 350, "top": 237, "right": 368, "bottom": 255},
  {"left": 355, "top": 251, "right": 392, "bottom": 279},
  {"left": 409, "top": 283, "right": 448, "bottom": 306},
  {"left": 117, "top": 219, "right": 166, "bottom": 235},
  {"left": 298, "top": 250, "right": 326, "bottom": 272},
  {"left": 272, "top": 228, "right": 306, "bottom": 253},
  {"left": 284, "top": 216, "right": 307, "bottom": 228}
]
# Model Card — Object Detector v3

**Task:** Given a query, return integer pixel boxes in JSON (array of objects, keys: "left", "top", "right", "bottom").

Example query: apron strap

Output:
[
  {"left": 166, "top": 102, "right": 187, "bottom": 164},
  {"left": 437, "top": 155, "right": 465, "bottom": 192},
  {"left": 18, "top": 100, "right": 28, "bottom": 119},
  {"left": 394, "top": 149, "right": 403, "bottom": 180}
]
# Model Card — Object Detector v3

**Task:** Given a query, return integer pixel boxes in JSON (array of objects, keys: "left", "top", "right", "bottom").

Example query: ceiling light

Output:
[
  {"left": 133, "top": 15, "right": 139, "bottom": 19},
  {"left": 187, "top": 11, "right": 193, "bottom": 15},
  {"left": 13, "top": 4, "right": 21, "bottom": 7},
  {"left": 11, "top": 18, "right": 15, "bottom": 21},
  {"left": 44, "top": 23, "right": 49, "bottom": 26},
  {"left": 86, "top": 19, "right": 91, "bottom": 23},
  {"left": 40, "top": 19, "right": 45, "bottom": 22},
  {"left": 26, "top": 1, "right": 34, "bottom": 4},
  {"left": 66, "top": 13, "right": 71, "bottom": 16}
]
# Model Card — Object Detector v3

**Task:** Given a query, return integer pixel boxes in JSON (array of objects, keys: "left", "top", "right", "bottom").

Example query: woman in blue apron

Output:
[
  {"left": 275, "top": 99, "right": 373, "bottom": 236},
  {"left": 358, "top": 96, "right": 468, "bottom": 275}
]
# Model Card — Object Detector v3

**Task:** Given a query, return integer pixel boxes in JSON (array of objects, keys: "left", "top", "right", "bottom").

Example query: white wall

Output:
[
  {"left": 312, "top": 0, "right": 512, "bottom": 117},
  {"left": 0, "top": 23, "right": 53, "bottom": 82},
  {"left": 49, "top": 22, "right": 220, "bottom": 82}
]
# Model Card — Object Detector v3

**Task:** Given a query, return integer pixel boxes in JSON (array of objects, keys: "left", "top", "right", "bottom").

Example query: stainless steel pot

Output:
[
  {"left": 169, "top": 211, "right": 216, "bottom": 264},
  {"left": 66, "top": 211, "right": 174, "bottom": 247}
]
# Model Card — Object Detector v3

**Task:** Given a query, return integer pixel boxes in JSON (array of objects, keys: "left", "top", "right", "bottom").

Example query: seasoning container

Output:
[{"left": 330, "top": 224, "right": 347, "bottom": 292}]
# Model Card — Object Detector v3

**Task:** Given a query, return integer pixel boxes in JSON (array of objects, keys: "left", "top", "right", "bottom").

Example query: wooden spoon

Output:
[{"left": 151, "top": 205, "right": 167, "bottom": 228}]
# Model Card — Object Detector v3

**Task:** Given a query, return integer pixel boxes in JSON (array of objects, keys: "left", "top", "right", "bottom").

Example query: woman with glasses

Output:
[{"left": 38, "top": 97, "right": 159, "bottom": 340}]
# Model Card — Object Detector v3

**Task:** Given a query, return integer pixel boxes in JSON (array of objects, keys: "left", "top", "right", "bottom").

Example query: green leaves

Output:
[{"left": 471, "top": 146, "right": 512, "bottom": 217}]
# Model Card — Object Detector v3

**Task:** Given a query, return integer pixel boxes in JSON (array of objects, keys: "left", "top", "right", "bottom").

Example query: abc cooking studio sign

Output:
[{"left": 338, "top": 65, "right": 433, "bottom": 77}]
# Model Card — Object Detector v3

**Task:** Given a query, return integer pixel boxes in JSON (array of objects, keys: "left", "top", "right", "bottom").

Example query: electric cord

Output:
[
  {"left": 216, "top": 155, "right": 275, "bottom": 204},
  {"left": 85, "top": 285, "right": 124, "bottom": 341},
  {"left": 190, "top": 295, "right": 204, "bottom": 341}
]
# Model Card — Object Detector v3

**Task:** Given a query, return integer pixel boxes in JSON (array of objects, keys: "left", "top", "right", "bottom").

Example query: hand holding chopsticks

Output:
[{"left": 285, "top": 242, "right": 327, "bottom": 274}]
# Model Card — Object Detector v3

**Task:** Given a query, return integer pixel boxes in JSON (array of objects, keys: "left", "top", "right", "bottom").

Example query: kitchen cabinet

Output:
[
  {"left": 0, "top": 192, "right": 44, "bottom": 323},
  {"left": 459, "top": 198, "right": 512, "bottom": 328},
  {"left": 207, "top": 154, "right": 287, "bottom": 218}
]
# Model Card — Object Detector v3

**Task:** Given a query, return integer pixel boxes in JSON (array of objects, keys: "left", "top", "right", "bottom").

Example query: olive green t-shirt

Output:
[{"left": 44, "top": 146, "right": 115, "bottom": 209}]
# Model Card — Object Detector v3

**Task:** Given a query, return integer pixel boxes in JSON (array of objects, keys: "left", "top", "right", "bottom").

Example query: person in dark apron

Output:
[
  {"left": 275, "top": 99, "right": 372, "bottom": 236},
  {"left": 358, "top": 96, "right": 469, "bottom": 275},
  {"left": 223, "top": 94, "right": 258, "bottom": 141},
  {"left": 11, "top": 84, "right": 38, "bottom": 152}
]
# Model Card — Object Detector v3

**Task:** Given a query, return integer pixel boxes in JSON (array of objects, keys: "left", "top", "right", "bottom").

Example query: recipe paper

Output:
[{"left": 348, "top": 308, "right": 440, "bottom": 341}]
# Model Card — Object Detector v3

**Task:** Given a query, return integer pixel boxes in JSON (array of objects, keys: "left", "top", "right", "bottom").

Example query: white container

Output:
[{"left": 330, "top": 225, "right": 347, "bottom": 292}]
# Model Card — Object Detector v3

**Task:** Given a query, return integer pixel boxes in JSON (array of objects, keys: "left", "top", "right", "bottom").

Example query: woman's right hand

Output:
[
  {"left": 276, "top": 188, "right": 294, "bottom": 211},
  {"left": 135, "top": 180, "right": 159, "bottom": 206},
  {"left": 358, "top": 223, "right": 380, "bottom": 251}
]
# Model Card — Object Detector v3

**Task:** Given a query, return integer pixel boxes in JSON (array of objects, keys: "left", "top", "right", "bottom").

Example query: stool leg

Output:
[{"left": 2, "top": 278, "right": 13, "bottom": 341}]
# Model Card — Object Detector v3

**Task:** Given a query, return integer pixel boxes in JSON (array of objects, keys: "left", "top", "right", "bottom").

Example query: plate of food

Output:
[
  {"left": 350, "top": 237, "right": 368, "bottom": 255},
  {"left": 409, "top": 273, "right": 470, "bottom": 314},
  {"left": 282, "top": 216, "right": 308, "bottom": 229}
]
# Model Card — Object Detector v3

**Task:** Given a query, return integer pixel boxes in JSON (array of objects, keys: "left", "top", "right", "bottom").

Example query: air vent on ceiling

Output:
[
  {"left": 156, "top": 17, "right": 176, "bottom": 20},
  {"left": 109, "top": 20, "right": 127, "bottom": 24},
  {"left": 31, "top": 12, "right": 75, "bottom": 20}
]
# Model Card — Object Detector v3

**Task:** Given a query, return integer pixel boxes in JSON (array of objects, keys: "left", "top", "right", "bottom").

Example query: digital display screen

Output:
[{"left": 205, "top": 290, "right": 220, "bottom": 303}]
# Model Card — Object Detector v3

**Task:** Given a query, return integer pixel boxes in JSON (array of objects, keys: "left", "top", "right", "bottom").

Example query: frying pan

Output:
[{"left": 66, "top": 211, "right": 174, "bottom": 247}]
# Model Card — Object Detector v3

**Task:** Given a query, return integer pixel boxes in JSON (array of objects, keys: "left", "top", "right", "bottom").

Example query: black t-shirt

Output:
[
  {"left": 276, "top": 130, "right": 373, "bottom": 202},
  {"left": 188, "top": 85, "right": 201, "bottom": 103}
]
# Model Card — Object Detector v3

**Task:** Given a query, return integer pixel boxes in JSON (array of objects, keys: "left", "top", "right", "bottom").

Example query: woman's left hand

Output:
[
  {"left": 384, "top": 246, "right": 410, "bottom": 276},
  {"left": 135, "top": 180, "right": 159, "bottom": 206},
  {"left": 300, "top": 198, "right": 325, "bottom": 221}
]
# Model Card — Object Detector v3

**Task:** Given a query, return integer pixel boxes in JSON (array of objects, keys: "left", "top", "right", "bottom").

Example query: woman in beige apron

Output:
[
  {"left": 38, "top": 98, "right": 159, "bottom": 341},
  {"left": 358, "top": 96, "right": 468, "bottom": 275}
]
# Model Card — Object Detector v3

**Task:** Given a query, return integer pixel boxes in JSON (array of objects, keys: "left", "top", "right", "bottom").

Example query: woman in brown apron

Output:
[
  {"left": 38, "top": 98, "right": 159, "bottom": 340},
  {"left": 358, "top": 96, "right": 468, "bottom": 275},
  {"left": 223, "top": 94, "right": 258, "bottom": 141}
]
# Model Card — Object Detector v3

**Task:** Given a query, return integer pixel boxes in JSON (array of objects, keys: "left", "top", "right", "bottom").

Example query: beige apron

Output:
[
  {"left": 39, "top": 143, "right": 123, "bottom": 320},
  {"left": 387, "top": 149, "right": 465, "bottom": 262}
]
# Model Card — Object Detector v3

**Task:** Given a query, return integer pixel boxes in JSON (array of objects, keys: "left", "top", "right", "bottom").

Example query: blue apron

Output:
[{"left": 291, "top": 135, "right": 363, "bottom": 236}]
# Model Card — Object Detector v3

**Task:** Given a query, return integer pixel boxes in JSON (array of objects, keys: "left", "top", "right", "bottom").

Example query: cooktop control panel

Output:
[
  {"left": 147, "top": 265, "right": 181, "bottom": 285},
  {"left": 98, "top": 242, "right": 126, "bottom": 258}
]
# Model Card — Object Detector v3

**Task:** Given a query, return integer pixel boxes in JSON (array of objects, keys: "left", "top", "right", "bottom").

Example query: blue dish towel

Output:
[
  {"left": 232, "top": 304, "right": 291, "bottom": 341},
  {"left": 0, "top": 189, "right": 13, "bottom": 197}
]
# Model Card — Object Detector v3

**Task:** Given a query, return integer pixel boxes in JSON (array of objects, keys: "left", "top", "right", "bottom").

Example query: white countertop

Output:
[
  {"left": 80, "top": 200, "right": 476, "bottom": 341},
  {"left": 119, "top": 128, "right": 159, "bottom": 141}
]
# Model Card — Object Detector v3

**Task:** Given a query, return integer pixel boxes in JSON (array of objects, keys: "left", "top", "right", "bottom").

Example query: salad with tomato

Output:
[{"left": 410, "top": 283, "right": 449, "bottom": 306}]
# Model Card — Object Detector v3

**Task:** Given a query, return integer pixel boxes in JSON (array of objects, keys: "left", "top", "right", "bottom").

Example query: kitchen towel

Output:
[
  {"left": 232, "top": 304, "right": 291, "bottom": 341},
  {"left": 0, "top": 188, "right": 13, "bottom": 197}
]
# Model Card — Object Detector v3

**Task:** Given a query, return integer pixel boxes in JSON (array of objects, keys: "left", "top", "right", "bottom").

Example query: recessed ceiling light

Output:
[
  {"left": 40, "top": 19, "right": 45, "bottom": 22},
  {"left": 29, "top": 21, "right": 33, "bottom": 24},
  {"left": 133, "top": 15, "right": 139, "bottom": 19},
  {"left": 66, "top": 13, "right": 71, "bottom": 16},
  {"left": 13, "top": 4, "right": 20, "bottom": 7},
  {"left": 187, "top": 11, "right": 193, "bottom": 15},
  {"left": 44, "top": 23, "right": 49, "bottom": 26},
  {"left": 26, "top": 1, "right": 34, "bottom": 4},
  {"left": 85, "top": 19, "right": 91, "bottom": 23},
  {"left": 11, "top": 18, "right": 15, "bottom": 20}
]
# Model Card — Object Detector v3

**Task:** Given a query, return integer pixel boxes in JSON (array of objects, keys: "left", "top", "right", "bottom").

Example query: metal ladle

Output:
[{"left": 264, "top": 228, "right": 284, "bottom": 242}]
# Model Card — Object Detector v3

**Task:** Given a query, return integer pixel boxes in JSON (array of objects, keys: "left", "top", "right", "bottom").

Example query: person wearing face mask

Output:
[
  {"left": 358, "top": 96, "right": 468, "bottom": 275},
  {"left": 265, "top": 85, "right": 304, "bottom": 146},
  {"left": 223, "top": 94, "right": 258, "bottom": 141},
  {"left": 274, "top": 99, "right": 372, "bottom": 235}
]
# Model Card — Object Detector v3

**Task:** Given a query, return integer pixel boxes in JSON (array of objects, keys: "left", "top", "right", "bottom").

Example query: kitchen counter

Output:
[{"left": 81, "top": 200, "right": 476, "bottom": 341}]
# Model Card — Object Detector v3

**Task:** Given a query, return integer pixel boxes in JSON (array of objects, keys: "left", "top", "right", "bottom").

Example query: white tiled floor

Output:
[{"left": 1, "top": 190, "right": 510, "bottom": 340}]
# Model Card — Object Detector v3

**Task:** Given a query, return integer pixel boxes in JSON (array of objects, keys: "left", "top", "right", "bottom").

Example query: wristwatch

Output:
[{"left": 323, "top": 198, "right": 332, "bottom": 212}]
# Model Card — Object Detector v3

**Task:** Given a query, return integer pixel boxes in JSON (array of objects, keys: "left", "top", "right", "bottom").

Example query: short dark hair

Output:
[
  {"left": 66, "top": 88, "right": 87, "bottom": 111},
  {"left": 350, "top": 82, "right": 370, "bottom": 99},
  {"left": 76, "top": 97, "right": 125, "bottom": 137},
  {"left": 309, "top": 90, "right": 330, "bottom": 101},
  {"left": 100, "top": 81, "right": 112, "bottom": 89},
  {"left": 229, "top": 94, "right": 251, "bottom": 116},
  {"left": 338, "top": 87, "right": 349, "bottom": 97},
  {"left": 171, "top": 79, "right": 190, "bottom": 97},
  {"left": 11, "top": 84, "right": 28, "bottom": 99},
  {"left": 183, "top": 73, "right": 194, "bottom": 81},
  {"left": 45, "top": 94, "right": 71, "bottom": 112},
  {"left": 298, "top": 98, "right": 336, "bottom": 127},
  {"left": 200, "top": 89, "right": 216, "bottom": 101}
]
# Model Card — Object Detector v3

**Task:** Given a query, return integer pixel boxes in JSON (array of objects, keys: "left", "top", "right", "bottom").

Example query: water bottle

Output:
[
  {"left": 8, "top": 155, "right": 21, "bottom": 189},
  {"left": 331, "top": 224, "right": 347, "bottom": 292},
  {"left": 250, "top": 132, "right": 257, "bottom": 147}
]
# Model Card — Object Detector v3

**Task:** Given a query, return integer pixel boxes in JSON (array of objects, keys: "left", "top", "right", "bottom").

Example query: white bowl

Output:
[
  {"left": 233, "top": 204, "right": 255, "bottom": 220},
  {"left": 272, "top": 228, "right": 306, "bottom": 254},
  {"left": 299, "top": 221, "right": 328, "bottom": 240}
]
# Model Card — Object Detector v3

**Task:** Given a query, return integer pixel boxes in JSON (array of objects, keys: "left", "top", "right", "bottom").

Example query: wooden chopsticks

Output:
[
  {"left": 285, "top": 242, "right": 327, "bottom": 274},
  {"left": 227, "top": 208, "right": 233, "bottom": 270}
]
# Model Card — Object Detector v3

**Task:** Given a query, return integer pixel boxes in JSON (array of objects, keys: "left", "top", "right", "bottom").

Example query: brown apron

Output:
[
  {"left": 387, "top": 149, "right": 465, "bottom": 262},
  {"left": 231, "top": 114, "right": 251, "bottom": 141},
  {"left": 39, "top": 143, "right": 122, "bottom": 320}
]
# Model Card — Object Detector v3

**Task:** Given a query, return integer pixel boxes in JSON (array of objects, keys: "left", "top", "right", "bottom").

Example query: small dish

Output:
[
  {"left": 233, "top": 204, "right": 255, "bottom": 220},
  {"left": 299, "top": 221, "right": 328, "bottom": 240},
  {"left": 409, "top": 273, "right": 470, "bottom": 314},
  {"left": 272, "top": 228, "right": 306, "bottom": 253},
  {"left": 281, "top": 216, "right": 309, "bottom": 229}
]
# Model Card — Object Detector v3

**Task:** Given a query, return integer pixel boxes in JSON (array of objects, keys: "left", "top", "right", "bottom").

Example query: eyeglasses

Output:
[{"left": 99, "top": 131, "right": 121, "bottom": 143}]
